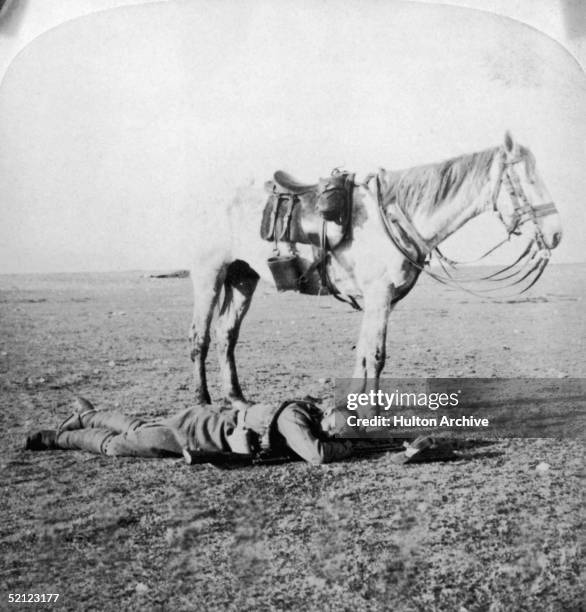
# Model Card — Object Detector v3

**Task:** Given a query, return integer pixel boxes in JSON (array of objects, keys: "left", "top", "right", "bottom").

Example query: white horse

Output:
[{"left": 188, "top": 132, "right": 562, "bottom": 405}]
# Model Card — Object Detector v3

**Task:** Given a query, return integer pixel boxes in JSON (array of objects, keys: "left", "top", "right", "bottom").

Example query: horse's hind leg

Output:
[
  {"left": 215, "top": 259, "right": 259, "bottom": 403},
  {"left": 189, "top": 265, "right": 225, "bottom": 404}
]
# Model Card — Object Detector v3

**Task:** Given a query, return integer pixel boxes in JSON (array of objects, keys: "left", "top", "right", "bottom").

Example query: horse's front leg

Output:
[{"left": 351, "top": 280, "right": 393, "bottom": 394}]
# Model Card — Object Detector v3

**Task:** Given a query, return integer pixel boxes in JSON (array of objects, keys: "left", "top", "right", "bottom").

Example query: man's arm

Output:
[{"left": 276, "top": 404, "right": 355, "bottom": 465}]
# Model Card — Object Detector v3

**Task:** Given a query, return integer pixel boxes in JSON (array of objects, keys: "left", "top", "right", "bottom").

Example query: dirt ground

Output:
[{"left": 0, "top": 264, "right": 584, "bottom": 611}]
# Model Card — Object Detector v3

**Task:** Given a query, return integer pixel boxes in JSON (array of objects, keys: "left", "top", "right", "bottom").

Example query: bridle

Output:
[
  {"left": 490, "top": 150, "right": 557, "bottom": 252},
  {"left": 376, "top": 147, "right": 559, "bottom": 298}
]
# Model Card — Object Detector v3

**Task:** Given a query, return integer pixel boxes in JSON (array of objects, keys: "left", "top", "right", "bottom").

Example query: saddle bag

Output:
[{"left": 317, "top": 172, "right": 349, "bottom": 223}]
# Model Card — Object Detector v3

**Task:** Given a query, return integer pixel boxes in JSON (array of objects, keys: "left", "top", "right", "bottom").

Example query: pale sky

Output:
[{"left": 0, "top": 0, "right": 584, "bottom": 273}]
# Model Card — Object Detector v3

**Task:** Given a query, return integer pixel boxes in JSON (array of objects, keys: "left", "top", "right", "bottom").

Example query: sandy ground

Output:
[{"left": 0, "top": 264, "right": 584, "bottom": 611}]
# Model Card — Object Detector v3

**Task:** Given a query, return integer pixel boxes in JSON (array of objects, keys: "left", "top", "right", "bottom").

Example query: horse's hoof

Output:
[
  {"left": 228, "top": 399, "right": 254, "bottom": 414},
  {"left": 194, "top": 392, "right": 212, "bottom": 405}
]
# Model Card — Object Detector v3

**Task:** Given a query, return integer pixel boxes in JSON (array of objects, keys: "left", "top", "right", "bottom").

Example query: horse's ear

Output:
[{"left": 504, "top": 131, "right": 515, "bottom": 153}]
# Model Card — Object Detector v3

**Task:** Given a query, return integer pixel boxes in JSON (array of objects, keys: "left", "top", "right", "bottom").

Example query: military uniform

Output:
[{"left": 38, "top": 399, "right": 354, "bottom": 465}]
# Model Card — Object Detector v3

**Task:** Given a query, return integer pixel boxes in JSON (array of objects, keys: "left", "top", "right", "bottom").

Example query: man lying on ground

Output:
[
  {"left": 24, "top": 396, "right": 377, "bottom": 465},
  {"left": 25, "top": 394, "right": 442, "bottom": 465}
]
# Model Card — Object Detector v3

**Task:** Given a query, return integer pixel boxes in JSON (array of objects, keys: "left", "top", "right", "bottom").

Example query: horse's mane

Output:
[{"left": 378, "top": 146, "right": 502, "bottom": 216}]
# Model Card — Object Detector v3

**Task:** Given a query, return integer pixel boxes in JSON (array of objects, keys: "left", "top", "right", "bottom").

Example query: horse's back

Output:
[{"left": 188, "top": 180, "right": 272, "bottom": 279}]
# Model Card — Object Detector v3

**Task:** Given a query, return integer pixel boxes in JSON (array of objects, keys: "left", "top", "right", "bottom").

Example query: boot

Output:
[
  {"left": 58, "top": 396, "right": 98, "bottom": 433},
  {"left": 24, "top": 430, "right": 59, "bottom": 451}
]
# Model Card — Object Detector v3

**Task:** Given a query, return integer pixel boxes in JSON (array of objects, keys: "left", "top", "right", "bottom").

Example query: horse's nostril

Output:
[{"left": 551, "top": 232, "right": 562, "bottom": 248}]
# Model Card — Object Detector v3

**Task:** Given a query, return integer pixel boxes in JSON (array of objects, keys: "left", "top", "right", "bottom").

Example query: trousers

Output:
[{"left": 57, "top": 411, "right": 186, "bottom": 458}]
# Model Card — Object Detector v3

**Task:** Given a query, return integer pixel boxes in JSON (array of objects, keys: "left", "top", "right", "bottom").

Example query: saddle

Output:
[
  {"left": 262, "top": 169, "right": 355, "bottom": 243},
  {"left": 260, "top": 168, "right": 361, "bottom": 310},
  {"left": 273, "top": 170, "right": 318, "bottom": 194}
]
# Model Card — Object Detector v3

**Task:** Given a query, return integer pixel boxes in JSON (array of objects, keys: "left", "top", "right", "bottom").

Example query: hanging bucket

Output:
[{"left": 267, "top": 255, "right": 301, "bottom": 292}]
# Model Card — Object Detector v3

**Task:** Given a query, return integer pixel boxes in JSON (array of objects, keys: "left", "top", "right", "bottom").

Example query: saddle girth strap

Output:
[
  {"left": 318, "top": 217, "right": 362, "bottom": 311},
  {"left": 317, "top": 171, "right": 361, "bottom": 309}
]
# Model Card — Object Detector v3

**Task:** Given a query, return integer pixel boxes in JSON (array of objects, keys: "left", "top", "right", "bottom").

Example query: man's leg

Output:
[
  {"left": 56, "top": 428, "right": 115, "bottom": 454},
  {"left": 28, "top": 397, "right": 186, "bottom": 457},
  {"left": 26, "top": 399, "right": 144, "bottom": 453},
  {"left": 59, "top": 397, "right": 144, "bottom": 434},
  {"left": 103, "top": 424, "right": 185, "bottom": 458},
  {"left": 56, "top": 424, "right": 185, "bottom": 458},
  {"left": 77, "top": 410, "right": 144, "bottom": 434},
  {"left": 275, "top": 404, "right": 354, "bottom": 465}
]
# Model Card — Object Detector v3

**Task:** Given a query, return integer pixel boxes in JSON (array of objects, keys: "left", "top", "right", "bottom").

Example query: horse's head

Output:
[{"left": 492, "top": 131, "right": 562, "bottom": 251}]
